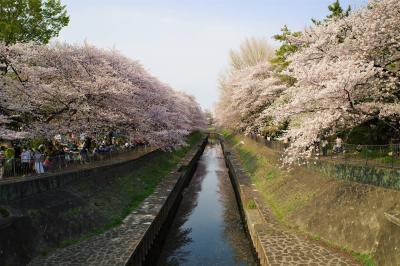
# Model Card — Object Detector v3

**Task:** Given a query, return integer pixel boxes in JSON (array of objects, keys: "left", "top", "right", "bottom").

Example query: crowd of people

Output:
[{"left": 0, "top": 137, "right": 147, "bottom": 180}]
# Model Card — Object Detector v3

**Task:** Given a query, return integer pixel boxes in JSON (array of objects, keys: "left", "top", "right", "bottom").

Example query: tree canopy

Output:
[
  {"left": 0, "top": 0, "right": 69, "bottom": 45},
  {"left": 216, "top": 0, "right": 400, "bottom": 165},
  {"left": 0, "top": 42, "right": 205, "bottom": 147},
  {"left": 228, "top": 38, "right": 274, "bottom": 71}
]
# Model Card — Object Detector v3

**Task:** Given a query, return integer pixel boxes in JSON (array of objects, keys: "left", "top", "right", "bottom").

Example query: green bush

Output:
[
  {"left": 5, "top": 148, "right": 15, "bottom": 158},
  {"left": 30, "top": 138, "right": 47, "bottom": 150},
  {"left": 0, "top": 208, "right": 10, "bottom": 218}
]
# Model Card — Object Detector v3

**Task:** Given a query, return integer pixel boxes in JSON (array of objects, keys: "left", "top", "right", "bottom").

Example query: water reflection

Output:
[{"left": 156, "top": 143, "right": 257, "bottom": 266}]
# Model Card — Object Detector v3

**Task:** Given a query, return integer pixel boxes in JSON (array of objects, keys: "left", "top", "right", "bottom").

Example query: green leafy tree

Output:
[
  {"left": 271, "top": 1, "right": 351, "bottom": 84},
  {"left": 0, "top": 0, "right": 69, "bottom": 45},
  {"left": 269, "top": 25, "right": 301, "bottom": 85},
  {"left": 312, "top": 0, "right": 351, "bottom": 25}
]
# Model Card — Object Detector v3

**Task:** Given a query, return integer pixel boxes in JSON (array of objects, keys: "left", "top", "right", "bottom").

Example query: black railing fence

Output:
[
  {"left": 248, "top": 134, "right": 400, "bottom": 170},
  {"left": 0, "top": 145, "right": 149, "bottom": 180}
]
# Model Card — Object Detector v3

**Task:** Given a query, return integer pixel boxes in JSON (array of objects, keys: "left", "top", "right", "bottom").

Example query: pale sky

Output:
[{"left": 57, "top": 0, "right": 367, "bottom": 110}]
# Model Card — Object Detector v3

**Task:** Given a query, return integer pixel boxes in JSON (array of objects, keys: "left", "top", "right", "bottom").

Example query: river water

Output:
[{"left": 156, "top": 142, "right": 258, "bottom": 266}]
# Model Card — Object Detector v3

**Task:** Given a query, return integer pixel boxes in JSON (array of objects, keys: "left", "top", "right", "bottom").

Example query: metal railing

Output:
[
  {"left": 0, "top": 145, "right": 149, "bottom": 180},
  {"left": 248, "top": 134, "right": 400, "bottom": 169}
]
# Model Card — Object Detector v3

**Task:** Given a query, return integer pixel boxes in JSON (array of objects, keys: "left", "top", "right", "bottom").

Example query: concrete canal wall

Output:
[
  {"left": 221, "top": 140, "right": 360, "bottom": 266},
  {"left": 125, "top": 137, "right": 208, "bottom": 265},
  {"left": 221, "top": 141, "right": 269, "bottom": 265},
  {"left": 29, "top": 137, "right": 208, "bottom": 266},
  {"left": 222, "top": 134, "right": 400, "bottom": 265}
]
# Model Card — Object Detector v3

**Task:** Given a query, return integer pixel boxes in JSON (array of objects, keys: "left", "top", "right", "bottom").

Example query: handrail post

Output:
[{"left": 13, "top": 159, "right": 16, "bottom": 177}]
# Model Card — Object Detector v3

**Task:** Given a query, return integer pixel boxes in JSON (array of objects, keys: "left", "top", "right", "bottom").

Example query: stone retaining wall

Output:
[
  {"left": 29, "top": 137, "right": 208, "bottom": 266},
  {"left": 314, "top": 161, "right": 400, "bottom": 190}
]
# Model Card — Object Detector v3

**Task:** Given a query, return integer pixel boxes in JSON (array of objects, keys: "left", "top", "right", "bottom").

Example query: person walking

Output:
[{"left": 33, "top": 149, "right": 45, "bottom": 174}]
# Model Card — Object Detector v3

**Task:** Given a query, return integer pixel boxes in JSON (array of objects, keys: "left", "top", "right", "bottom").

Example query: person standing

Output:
[
  {"left": 0, "top": 150, "right": 5, "bottom": 180},
  {"left": 43, "top": 156, "right": 52, "bottom": 171},
  {"left": 335, "top": 136, "right": 343, "bottom": 153},
  {"left": 14, "top": 145, "right": 22, "bottom": 175},
  {"left": 80, "top": 146, "right": 88, "bottom": 163},
  {"left": 321, "top": 138, "right": 329, "bottom": 156},
  {"left": 21, "top": 147, "right": 32, "bottom": 175},
  {"left": 283, "top": 137, "right": 290, "bottom": 149},
  {"left": 33, "top": 149, "right": 45, "bottom": 174}
]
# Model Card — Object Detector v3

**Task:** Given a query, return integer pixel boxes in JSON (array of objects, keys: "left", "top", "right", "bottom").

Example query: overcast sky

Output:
[{"left": 57, "top": 0, "right": 367, "bottom": 110}]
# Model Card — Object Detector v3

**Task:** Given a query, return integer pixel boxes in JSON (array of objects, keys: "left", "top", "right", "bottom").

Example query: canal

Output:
[{"left": 155, "top": 141, "right": 258, "bottom": 266}]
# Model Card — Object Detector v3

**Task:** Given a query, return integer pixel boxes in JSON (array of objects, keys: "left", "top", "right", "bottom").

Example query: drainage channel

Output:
[{"left": 146, "top": 140, "right": 258, "bottom": 266}]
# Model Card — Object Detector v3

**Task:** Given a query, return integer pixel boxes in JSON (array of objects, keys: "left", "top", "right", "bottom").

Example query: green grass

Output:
[
  {"left": 62, "top": 207, "right": 83, "bottom": 219},
  {"left": 222, "top": 131, "right": 295, "bottom": 221},
  {"left": 352, "top": 252, "right": 376, "bottom": 266},
  {"left": 247, "top": 199, "right": 257, "bottom": 209},
  {"left": 58, "top": 132, "right": 204, "bottom": 248}
]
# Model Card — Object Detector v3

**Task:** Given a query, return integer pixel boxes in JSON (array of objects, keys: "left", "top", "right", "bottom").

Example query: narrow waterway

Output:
[{"left": 156, "top": 142, "right": 258, "bottom": 266}]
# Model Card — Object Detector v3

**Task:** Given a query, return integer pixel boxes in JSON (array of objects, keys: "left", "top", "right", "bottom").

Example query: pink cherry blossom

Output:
[{"left": 0, "top": 42, "right": 205, "bottom": 147}]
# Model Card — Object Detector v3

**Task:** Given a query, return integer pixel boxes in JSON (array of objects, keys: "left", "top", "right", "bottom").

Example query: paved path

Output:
[{"left": 227, "top": 150, "right": 360, "bottom": 266}]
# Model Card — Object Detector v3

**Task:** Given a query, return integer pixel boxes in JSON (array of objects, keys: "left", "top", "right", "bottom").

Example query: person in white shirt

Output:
[
  {"left": 321, "top": 139, "right": 329, "bottom": 156},
  {"left": 334, "top": 137, "right": 343, "bottom": 153}
]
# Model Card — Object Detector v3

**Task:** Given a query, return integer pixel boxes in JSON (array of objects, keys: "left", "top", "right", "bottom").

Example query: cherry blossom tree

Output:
[
  {"left": 216, "top": 62, "right": 286, "bottom": 135},
  {"left": 270, "top": 0, "right": 400, "bottom": 164},
  {"left": 215, "top": 38, "right": 282, "bottom": 134},
  {"left": 0, "top": 42, "right": 205, "bottom": 147},
  {"left": 216, "top": 0, "right": 399, "bottom": 166}
]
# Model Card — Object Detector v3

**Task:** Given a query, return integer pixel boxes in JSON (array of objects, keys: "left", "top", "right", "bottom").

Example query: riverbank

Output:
[
  {"left": 0, "top": 132, "right": 204, "bottom": 266},
  {"left": 221, "top": 132, "right": 400, "bottom": 265}
]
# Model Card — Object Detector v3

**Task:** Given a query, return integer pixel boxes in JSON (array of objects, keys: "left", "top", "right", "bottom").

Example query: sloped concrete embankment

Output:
[
  {"left": 29, "top": 137, "right": 207, "bottom": 266},
  {"left": 221, "top": 141, "right": 359, "bottom": 266},
  {"left": 232, "top": 134, "right": 400, "bottom": 265}
]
